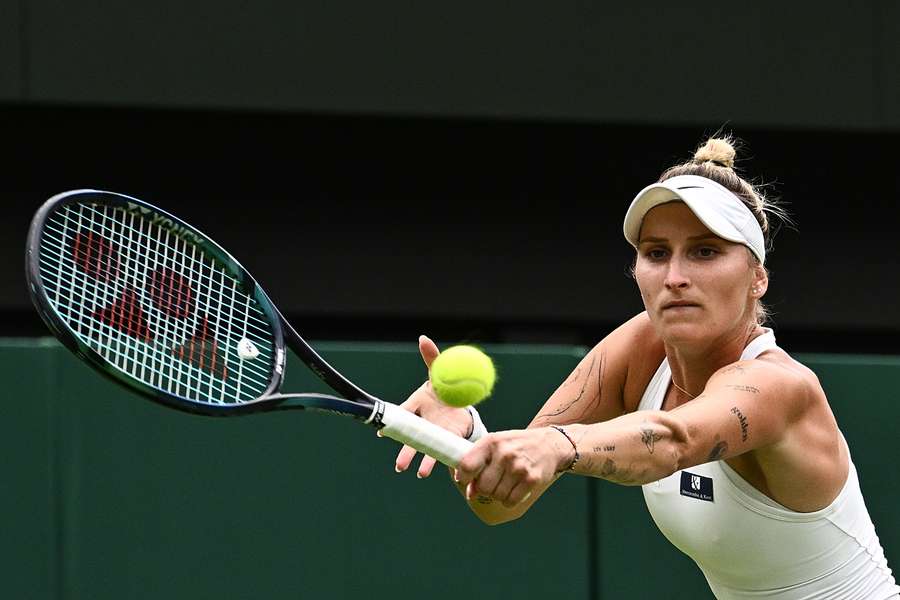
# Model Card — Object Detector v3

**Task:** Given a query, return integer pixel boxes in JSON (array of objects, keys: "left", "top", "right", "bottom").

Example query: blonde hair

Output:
[{"left": 659, "top": 136, "right": 791, "bottom": 325}]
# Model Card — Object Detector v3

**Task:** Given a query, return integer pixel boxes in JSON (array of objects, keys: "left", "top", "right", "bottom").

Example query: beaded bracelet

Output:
[{"left": 549, "top": 425, "right": 580, "bottom": 472}]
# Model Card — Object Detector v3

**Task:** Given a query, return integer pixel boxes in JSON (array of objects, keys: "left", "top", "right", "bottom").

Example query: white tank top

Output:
[{"left": 639, "top": 329, "right": 900, "bottom": 599}]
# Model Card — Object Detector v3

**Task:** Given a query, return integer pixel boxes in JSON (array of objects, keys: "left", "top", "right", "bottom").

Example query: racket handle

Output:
[{"left": 373, "top": 401, "right": 474, "bottom": 467}]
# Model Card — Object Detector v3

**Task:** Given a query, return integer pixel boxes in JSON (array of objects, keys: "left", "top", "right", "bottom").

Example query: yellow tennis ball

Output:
[{"left": 429, "top": 345, "right": 496, "bottom": 407}]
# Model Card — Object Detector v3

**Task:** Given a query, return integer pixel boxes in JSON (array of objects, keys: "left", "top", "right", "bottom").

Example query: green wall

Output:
[{"left": 3, "top": 339, "right": 898, "bottom": 599}]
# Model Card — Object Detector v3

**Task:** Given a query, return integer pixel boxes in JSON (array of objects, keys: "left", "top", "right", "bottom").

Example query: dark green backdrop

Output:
[{"left": 2, "top": 339, "right": 897, "bottom": 599}]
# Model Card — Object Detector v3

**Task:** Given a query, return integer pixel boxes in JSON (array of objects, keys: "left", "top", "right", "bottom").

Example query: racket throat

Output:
[{"left": 365, "top": 399, "right": 387, "bottom": 429}]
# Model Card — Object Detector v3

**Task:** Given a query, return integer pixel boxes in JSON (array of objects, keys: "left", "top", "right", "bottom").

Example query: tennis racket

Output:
[{"left": 25, "top": 189, "right": 472, "bottom": 467}]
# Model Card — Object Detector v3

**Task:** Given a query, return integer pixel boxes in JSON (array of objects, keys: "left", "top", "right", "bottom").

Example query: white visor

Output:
[{"left": 623, "top": 174, "right": 765, "bottom": 264}]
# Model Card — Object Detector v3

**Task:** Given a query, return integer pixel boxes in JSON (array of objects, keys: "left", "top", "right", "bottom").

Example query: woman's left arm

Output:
[{"left": 456, "top": 358, "right": 814, "bottom": 498}]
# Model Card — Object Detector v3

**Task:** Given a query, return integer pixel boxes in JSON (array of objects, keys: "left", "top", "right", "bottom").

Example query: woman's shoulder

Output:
[
  {"left": 749, "top": 344, "right": 823, "bottom": 391},
  {"left": 600, "top": 312, "right": 666, "bottom": 412},
  {"left": 602, "top": 311, "right": 661, "bottom": 346},
  {"left": 722, "top": 344, "right": 826, "bottom": 410}
]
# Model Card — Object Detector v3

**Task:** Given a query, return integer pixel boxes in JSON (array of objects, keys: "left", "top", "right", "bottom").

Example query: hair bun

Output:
[{"left": 693, "top": 137, "right": 736, "bottom": 169}]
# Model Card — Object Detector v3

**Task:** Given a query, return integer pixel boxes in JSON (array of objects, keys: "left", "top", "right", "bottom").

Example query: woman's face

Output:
[{"left": 633, "top": 202, "right": 766, "bottom": 344}]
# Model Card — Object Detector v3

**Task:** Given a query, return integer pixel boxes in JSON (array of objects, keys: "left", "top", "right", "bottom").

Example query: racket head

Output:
[{"left": 26, "top": 189, "right": 287, "bottom": 415}]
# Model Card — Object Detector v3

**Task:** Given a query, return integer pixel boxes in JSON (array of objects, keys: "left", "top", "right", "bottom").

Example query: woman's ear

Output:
[{"left": 751, "top": 264, "right": 768, "bottom": 297}]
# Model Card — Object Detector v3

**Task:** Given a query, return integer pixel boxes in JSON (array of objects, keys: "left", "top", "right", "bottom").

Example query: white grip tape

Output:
[{"left": 378, "top": 402, "right": 473, "bottom": 467}]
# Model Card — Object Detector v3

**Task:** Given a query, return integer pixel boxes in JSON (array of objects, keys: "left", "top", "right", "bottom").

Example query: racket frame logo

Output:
[{"left": 124, "top": 201, "right": 207, "bottom": 247}]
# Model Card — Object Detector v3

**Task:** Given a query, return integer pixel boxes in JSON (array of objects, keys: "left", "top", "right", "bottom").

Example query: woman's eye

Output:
[
  {"left": 696, "top": 247, "right": 718, "bottom": 258},
  {"left": 646, "top": 248, "right": 667, "bottom": 260}
]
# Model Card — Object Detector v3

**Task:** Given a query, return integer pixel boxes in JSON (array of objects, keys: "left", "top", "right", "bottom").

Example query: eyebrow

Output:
[{"left": 638, "top": 234, "right": 721, "bottom": 245}]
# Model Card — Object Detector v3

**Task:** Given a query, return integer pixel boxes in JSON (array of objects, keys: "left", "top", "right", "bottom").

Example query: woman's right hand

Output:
[{"left": 392, "top": 335, "right": 474, "bottom": 479}]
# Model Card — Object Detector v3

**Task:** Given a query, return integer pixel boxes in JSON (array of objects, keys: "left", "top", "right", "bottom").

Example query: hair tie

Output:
[{"left": 695, "top": 158, "right": 730, "bottom": 168}]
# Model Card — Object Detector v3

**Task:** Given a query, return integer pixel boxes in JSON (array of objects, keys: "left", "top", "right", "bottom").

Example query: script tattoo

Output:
[
  {"left": 731, "top": 406, "right": 749, "bottom": 441},
  {"left": 727, "top": 384, "right": 760, "bottom": 394},
  {"left": 593, "top": 444, "right": 616, "bottom": 452},
  {"left": 475, "top": 495, "right": 494, "bottom": 505},
  {"left": 640, "top": 422, "right": 663, "bottom": 454},
  {"left": 707, "top": 434, "right": 729, "bottom": 461}
]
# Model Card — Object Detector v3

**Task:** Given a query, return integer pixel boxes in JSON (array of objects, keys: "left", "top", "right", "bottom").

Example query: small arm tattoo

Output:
[
  {"left": 593, "top": 445, "right": 616, "bottom": 453},
  {"left": 731, "top": 406, "right": 749, "bottom": 441},
  {"left": 727, "top": 384, "right": 760, "bottom": 394},
  {"left": 597, "top": 459, "right": 641, "bottom": 485},
  {"left": 640, "top": 422, "right": 663, "bottom": 454},
  {"left": 707, "top": 435, "right": 729, "bottom": 461},
  {"left": 600, "top": 458, "right": 616, "bottom": 477}
]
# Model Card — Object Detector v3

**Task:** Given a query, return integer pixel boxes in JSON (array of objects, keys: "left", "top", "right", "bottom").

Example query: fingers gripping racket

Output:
[{"left": 25, "top": 190, "right": 472, "bottom": 467}]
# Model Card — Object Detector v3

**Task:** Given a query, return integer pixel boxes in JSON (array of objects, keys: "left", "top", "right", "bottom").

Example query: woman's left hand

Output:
[{"left": 455, "top": 427, "right": 574, "bottom": 508}]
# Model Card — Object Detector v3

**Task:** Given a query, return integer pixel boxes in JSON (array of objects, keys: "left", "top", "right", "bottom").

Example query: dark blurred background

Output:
[
  {"left": 3, "top": 1, "right": 899, "bottom": 352},
  {"left": 3, "top": 5, "right": 900, "bottom": 600}
]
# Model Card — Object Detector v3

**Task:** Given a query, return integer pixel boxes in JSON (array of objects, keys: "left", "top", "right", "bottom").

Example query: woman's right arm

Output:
[{"left": 392, "top": 315, "right": 652, "bottom": 524}]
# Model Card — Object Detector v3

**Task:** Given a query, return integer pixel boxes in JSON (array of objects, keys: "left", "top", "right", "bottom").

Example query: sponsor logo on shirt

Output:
[{"left": 680, "top": 471, "right": 714, "bottom": 502}]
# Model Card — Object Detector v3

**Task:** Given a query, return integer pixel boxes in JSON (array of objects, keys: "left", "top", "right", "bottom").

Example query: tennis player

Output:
[{"left": 394, "top": 137, "right": 900, "bottom": 599}]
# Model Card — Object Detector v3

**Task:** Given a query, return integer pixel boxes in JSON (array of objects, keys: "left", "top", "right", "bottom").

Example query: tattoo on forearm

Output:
[
  {"left": 707, "top": 435, "right": 729, "bottom": 461},
  {"left": 593, "top": 444, "right": 616, "bottom": 453},
  {"left": 730, "top": 406, "right": 749, "bottom": 441},
  {"left": 640, "top": 422, "right": 663, "bottom": 454},
  {"left": 600, "top": 458, "right": 616, "bottom": 477},
  {"left": 727, "top": 384, "right": 760, "bottom": 394},
  {"left": 597, "top": 459, "right": 641, "bottom": 485}
]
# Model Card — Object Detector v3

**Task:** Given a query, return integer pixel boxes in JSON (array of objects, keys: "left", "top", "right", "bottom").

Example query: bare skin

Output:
[{"left": 393, "top": 202, "right": 848, "bottom": 524}]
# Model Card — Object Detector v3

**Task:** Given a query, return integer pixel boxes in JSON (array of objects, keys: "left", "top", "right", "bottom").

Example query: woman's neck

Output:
[{"left": 665, "top": 322, "right": 764, "bottom": 399}]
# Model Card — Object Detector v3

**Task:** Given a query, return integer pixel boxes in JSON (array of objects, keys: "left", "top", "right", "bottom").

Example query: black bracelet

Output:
[{"left": 549, "top": 425, "right": 580, "bottom": 472}]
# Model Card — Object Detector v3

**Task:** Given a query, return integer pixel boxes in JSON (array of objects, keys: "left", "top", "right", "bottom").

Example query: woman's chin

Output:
[{"left": 654, "top": 318, "right": 710, "bottom": 344}]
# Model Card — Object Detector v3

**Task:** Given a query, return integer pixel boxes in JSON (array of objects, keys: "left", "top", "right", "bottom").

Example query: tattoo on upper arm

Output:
[
  {"left": 707, "top": 435, "right": 729, "bottom": 461},
  {"left": 640, "top": 422, "right": 663, "bottom": 454},
  {"left": 565, "top": 363, "right": 585, "bottom": 387},
  {"left": 535, "top": 352, "right": 603, "bottom": 423},
  {"left": 730, "top": 406, "right": 749, "bottom": 441},
  {"left": 726, "top": 384, "right": 760, "bottom": 394}
]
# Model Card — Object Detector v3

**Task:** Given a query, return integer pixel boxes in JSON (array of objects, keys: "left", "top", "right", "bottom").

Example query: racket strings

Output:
[
  {"left": 101, "top": 203, "right": 262, "bottom": 395},
  {"left": 70, "top": 229, "right": 122, "bottom": 282},
  {"left": 38, "top": 236, "right": 274, "bottom": 339},
  {"left": 37, "top": 253, "right": 271, "bottom": 383},
  {"left": 37, "top": 248, "right": 274, "bottom": 391},
  {"left": 41, "top": 217, "right": 273, "bottom": 334},
  {"left": 38, "top": 202, "right": 277, "bottom": 404},
  {"left": 91, "top": 285, "right": 153, "bottom": 340}
]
